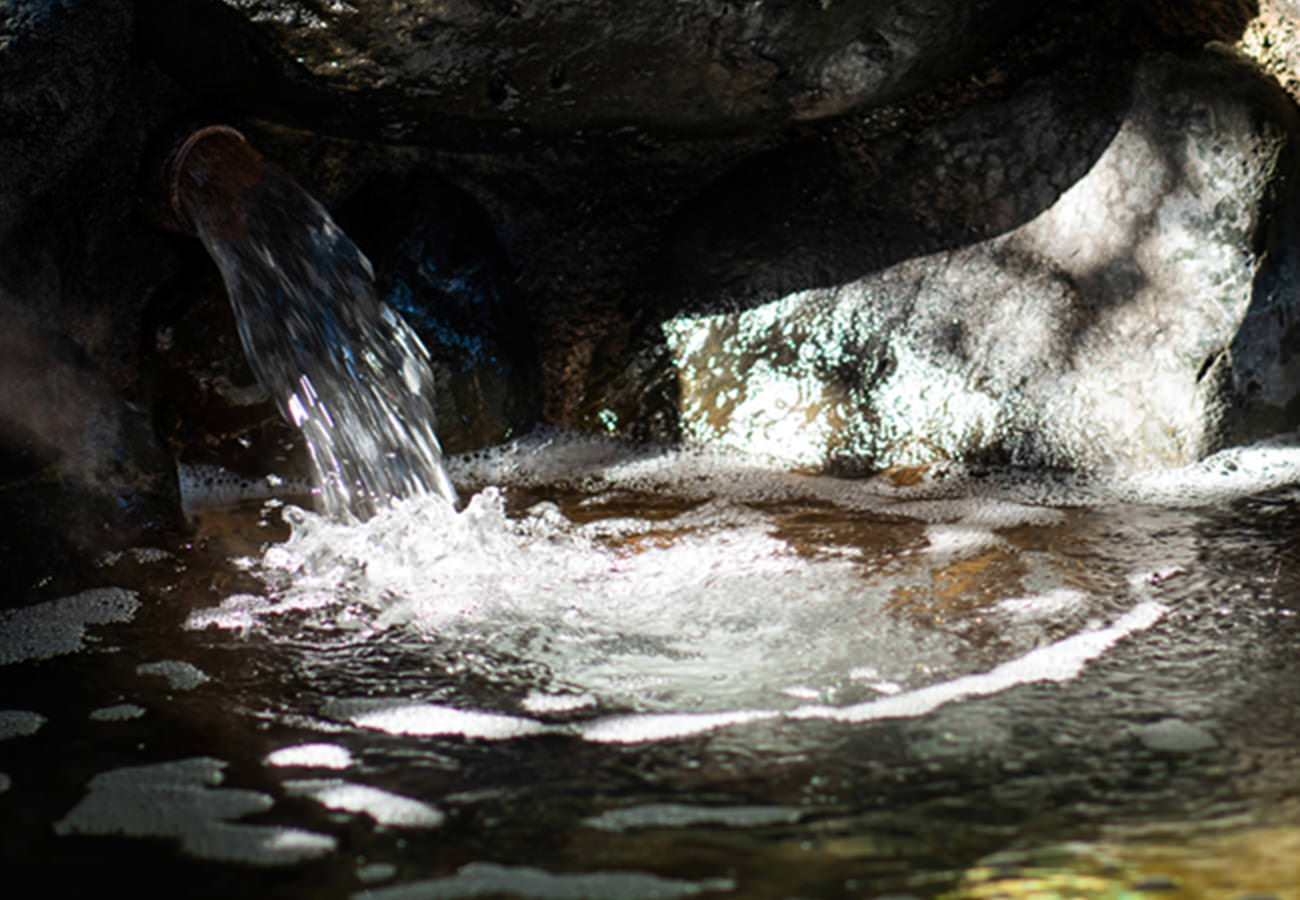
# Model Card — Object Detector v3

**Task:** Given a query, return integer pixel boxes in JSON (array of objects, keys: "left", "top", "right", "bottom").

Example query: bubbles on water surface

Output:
[
  {"left": 19, "top": 435, "right": 1300, "bottom": 895},
  {"left": 195, "top": 484, "right": 948, "bottom": 714},
  {"left": 179, "top": 434, "right": 1218, "bottom": 733}
]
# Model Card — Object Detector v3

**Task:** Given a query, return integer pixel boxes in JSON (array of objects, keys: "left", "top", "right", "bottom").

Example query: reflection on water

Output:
[{"left": 5, "top": 434, "right": 1300, "bottom": 897}]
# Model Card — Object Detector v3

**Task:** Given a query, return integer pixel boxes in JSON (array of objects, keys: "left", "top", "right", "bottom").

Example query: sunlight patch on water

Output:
[{"left": 953, "top": 823, "right": 1300, "bottom": 900}]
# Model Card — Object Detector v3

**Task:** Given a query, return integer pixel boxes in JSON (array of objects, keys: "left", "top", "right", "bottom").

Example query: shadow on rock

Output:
[{"left": 625, "top": 48, "right": 1300, "bottom": 474}]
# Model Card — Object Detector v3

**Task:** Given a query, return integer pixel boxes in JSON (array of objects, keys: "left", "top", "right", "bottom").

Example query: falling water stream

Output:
[
  {"left": 6, "top": 144, "right": 1300, "bottom": 898},
  {"left": 173, "top": 127, "right": 456, "bottom": 519}
]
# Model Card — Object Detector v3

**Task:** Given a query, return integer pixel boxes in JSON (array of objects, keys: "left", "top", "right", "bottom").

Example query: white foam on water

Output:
[
  {"left": 575, "top": 710, "right": 779, "bottom": 745},
  {"left": 328, "top": 700, "right": 781, "bottom": 745},
  {"left": 452, "top": 429, "right": 1300, "bottom": 510},
  {"left": 922, "top": 524, "right": 1006, "bottom": 561},
  {"left": 521, "top": 691, "right": 598, "bottom": 715},
  {"left": 136, "top": 660, "right": 211, "bottom": 691},
  {"left": 327, "top": 700, "right": 550, "bottom": 741},
  {"left": 0, "top": 709, "right": 45, "bottom": 740},
  {"left": 582, "top": 804, "right": 803, "bottom": 832},
  {"left": 183, "top": 591, "right": 339, "bottom": 633},
  {"left": 189, "top": 432, "right": 1300, "bottom": 745},
  {"left": 904, "top": 431, "right": 1300, "bottom": 511},
  {"left": 53, "top": 757, "right": 336, "bottom": 866},
  {"left": 194, "top": 480, "right": 961, "bottom": 715},
  {"left": 89, "top": 704, "right": 147, "bottom": 722},
  {"left": 130, "top": 547, "right": 173, "bottom": 564},
  {"left": 790, "top": 600, "right": 1167, "bottom": 724},
  {"left": 997, "top": 589, "right": 1093, "bottom": 622},
  {"left": 266, "top": 743, "right": 355, "bottom": 770},
  {"left": 353, "top": 862, "right": 736, "bottom": 900},
  {"left": 0, "top": 588, "right": 138, "bottom": 665},
  {"left": 1112, "top": 434, "right": 1300, "bottom": 507},
  {"left": 1132, "top": 717, "right": 1218, "bottom": 753},
  {"left": 327, "top": 604, "right": 1165, "bottom": 745},
  {"left": 358, "top": 862, "right": 399, "bottom": 885},
  {"left": 283, "top": 779, "right": 444, "bottom": 828}
]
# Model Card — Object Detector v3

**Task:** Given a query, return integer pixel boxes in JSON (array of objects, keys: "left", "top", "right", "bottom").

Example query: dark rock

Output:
[
  {"left": 0, "top": 0, "right": 133, "bottom": 238},
  {"left": 345, "top": 176, "right": 542, "bottom": 452},
  {"left": 626, "top": 48, "right": 1300, "bottom": 472},
  {"left": 0, "top": 3, "right": 188, "bottom": 595},
  {"left": 136, "top": 0, "right": 1041, "bottom": 142},
  {"left": 148, "top": 265, "right": 308, "bottom": 488},
  {"left": 0, "top": 293, "right": 180, "bottom": 600}
]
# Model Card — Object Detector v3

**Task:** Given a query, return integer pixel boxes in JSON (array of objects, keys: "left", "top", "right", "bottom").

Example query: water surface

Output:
[{"left": 5, "top": 434, "right": 1300, "bottom": 898}]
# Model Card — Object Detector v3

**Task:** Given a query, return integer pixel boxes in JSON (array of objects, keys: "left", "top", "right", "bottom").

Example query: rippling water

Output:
[{"left": 6, "top": 434, "right": 1300, "bottom": 898}]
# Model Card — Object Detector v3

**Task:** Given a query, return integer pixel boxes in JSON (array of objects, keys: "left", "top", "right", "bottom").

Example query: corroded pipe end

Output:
[{"left": 145, "top": 124, "right": 261, "bottom": 236}]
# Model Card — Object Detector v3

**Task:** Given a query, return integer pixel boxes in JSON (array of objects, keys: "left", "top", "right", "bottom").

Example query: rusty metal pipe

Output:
[{"left": 146, "top": 124, "right": 264, "bottom": 238}]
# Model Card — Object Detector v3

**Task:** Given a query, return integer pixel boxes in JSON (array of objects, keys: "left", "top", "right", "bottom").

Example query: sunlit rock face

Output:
[
  {"left": 654, "top": 49, "right": 1300, "bottom": 472},
  {"left": 136, "top": 0, "right": 1038, "bottom": 141}
]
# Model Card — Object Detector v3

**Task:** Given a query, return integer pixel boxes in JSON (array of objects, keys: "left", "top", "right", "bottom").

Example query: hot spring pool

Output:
[{"left": 5, "top": 432, "right": 1300, "bottom": 898}]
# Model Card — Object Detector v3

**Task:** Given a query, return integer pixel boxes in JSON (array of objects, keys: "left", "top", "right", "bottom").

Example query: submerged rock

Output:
[{"left": 649, "top": 49, "right": 1300, "bottom": 472}]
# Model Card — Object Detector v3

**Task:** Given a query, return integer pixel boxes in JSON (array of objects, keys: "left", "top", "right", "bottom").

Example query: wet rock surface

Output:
[
  {"left": 342, "top": 174, "right": 543, "bottom": 453},
  {"left": 644, "top": 49, "right": 1300, "bottom": 472},
  {"left": 136, "top": 0, "right": 1040, "bottom": 142}
]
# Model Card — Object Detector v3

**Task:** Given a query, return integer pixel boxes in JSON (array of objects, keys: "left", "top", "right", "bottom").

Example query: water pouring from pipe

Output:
[{"left": 156, "top": 125, "right": 456, "bottom": 519}]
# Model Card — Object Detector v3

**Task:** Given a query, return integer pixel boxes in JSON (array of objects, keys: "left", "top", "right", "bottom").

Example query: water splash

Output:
[
  {"left": 173, "top": 128, "right": 456, "bottom": 518},
  {"left": 184, "top": 435, "right": 1196, "bottom": 721}
]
